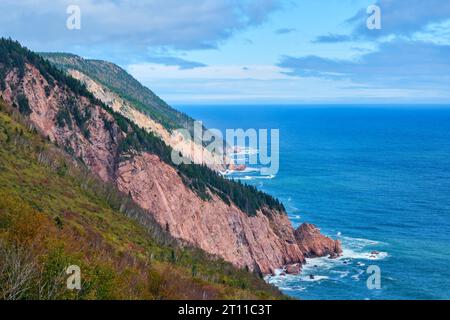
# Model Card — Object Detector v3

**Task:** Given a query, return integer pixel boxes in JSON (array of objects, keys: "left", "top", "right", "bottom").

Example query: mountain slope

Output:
[
  {"left": 63, "top": 67, "right": 227, "bottom": 171},
  {"left": 40, "top": 53, "right": 192, "bottom": 133},
  {"left": 0, "top": 99, "right": 282, "bottom": 300},
  {"left": 0, "top": 39, "right": 341, "bottom": 276},
  {"left": 41, "top": 53, "right": 230, "bottom": 171}
]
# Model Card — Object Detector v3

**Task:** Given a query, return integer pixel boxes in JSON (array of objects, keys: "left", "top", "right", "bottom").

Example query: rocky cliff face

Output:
[
  {"left": 67, "top": 69, "right": 228, "bottom": 172},
  {"left": 116, "top": 153, "right": 305, "bottom": 273},
  {"left": 2, "top": 63, "right": 121, "bottom": 181},
  {"left": 1, "top": 45, "right": 340, "bottom": 275},
  {"left": 294, "top": 223, "right": 342, "bottom": 259}
]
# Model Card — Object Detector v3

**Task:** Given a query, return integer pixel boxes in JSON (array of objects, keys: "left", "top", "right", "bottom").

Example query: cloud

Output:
[
  {"left": 145, "top": 56, "right": 206, "bottom": 70},
  {"left": 304, "top": 0, "right": 450, "bottom": 101},
  {"left": 279, "top": 40, "right": 450, "bottom": 90},
  {"left": 127, "top": 63, "right": 291, "bottom": 81},
  {"left": 350, "top": 0, "right": 450, "bottom": 39},
  {"left": 312, "top": 0, "right": 450, "bottom": 43},
  {"left": 313, "top": 33, "right": 352, "bottom": 43},
  {"left": 275, "top": 28, "right": 296, "bottom": 35},
  {"left": 131, "top": 76, "right": 441, "bottom": 104},
  {"left": 0, "top": 0, "right": 281, "bottom": 54},
  {"left": 128, "top": 61, "right": 445, "bottom": 104}
]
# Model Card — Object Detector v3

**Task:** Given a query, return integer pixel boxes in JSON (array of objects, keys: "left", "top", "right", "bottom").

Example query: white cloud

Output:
[
  {"left": 0, "top": 0, "right": 281, "bottom": 52},
  {"left": 127, "top": 63, "right": 293, "bottom": 81},
  {"left": 127, "top": 71, "right": 436, "bottom": 104}
]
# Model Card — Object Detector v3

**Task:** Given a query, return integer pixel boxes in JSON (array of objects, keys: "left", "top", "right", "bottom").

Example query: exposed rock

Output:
[
  {"left": 285, "top": 264, "right": 301, "bottom": 275},
  {"left": 3, "top": 64, "right": 120, "bottom": 182},
  {"left": 69, "top": 69, "right": 229, "bottom": 172},
  {"left": 294, "top": 223, "right": 343, "bottom": 259},
  {"left": 116, "top": 153, "right": 305, "bottom": 274},
  {"left": 228, "top": 163, "right": 247, "bottom": 172}
]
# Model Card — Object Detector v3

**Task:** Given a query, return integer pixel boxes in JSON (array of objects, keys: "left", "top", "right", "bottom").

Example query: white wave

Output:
[
  {"left": 266, "top": 272, "right": 328, "bottom": 285},
  {"left": 220, "top": 167, "right": 260, "bottom": 176},
  {"left": 351, "top": 269, "right": 365, "bottom": 281},
  {"left": 233, "top": 174, "right": 275, "bottom": 181},
  {"left": 272, "top": 268, "right": 285, "bottom": 276},
  {"left": 255, "top": 174, "right": 275, "bottom": 179},
  {"left": 340, "top": 235, "right": 384, "bottom": 248},
  {"left": 331, "top": 270, "right": 350, "bottom": 279},
  {"left": 279, "top": 285, "right": 306, "bottom": 292},
  {"left": 235, "top": 176, "right": 253, "bottom": 180},
  {"left": 341, "top": 248, "right": 388, "bottom": 261},
  {"left": 300, "top": 275, "right": 329, "bottom": 282},
  {"left": 241, "top": 167, "right": 261, "bottom": 173},
  {"left": 265, "top": 234, "right": 389, "bottom": 294},
  {"left": 304, "top": 256, "right": 341, "bottom": 269}
]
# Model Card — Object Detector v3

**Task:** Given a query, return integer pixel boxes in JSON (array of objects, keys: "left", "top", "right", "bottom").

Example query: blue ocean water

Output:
[{"left": 177, "top": 105, "right": 450, "bottom": 300}]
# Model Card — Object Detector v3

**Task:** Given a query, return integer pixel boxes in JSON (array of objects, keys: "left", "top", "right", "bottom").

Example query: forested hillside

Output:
[
  {"left": 0, "top": 99, "right": 283, "bottom": 300},
  {"left": 0, "top": 38, "right": 305, "bottom": 277},
  {"left": 41, "top": 52, "right": 193, "bottom": 133}
]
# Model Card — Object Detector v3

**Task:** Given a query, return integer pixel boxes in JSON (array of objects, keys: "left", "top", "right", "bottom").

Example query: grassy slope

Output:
[
  {"left": 40, "top": 52, "right": 193, "bottom": 133},
  {"left": 0, "top": 100, "right": 283, "bottom": 300}
]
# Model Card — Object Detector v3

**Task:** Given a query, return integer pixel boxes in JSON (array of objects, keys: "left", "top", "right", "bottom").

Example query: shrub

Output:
[{"left": 17, "top": 94, "right": 31, "bottom": 115}]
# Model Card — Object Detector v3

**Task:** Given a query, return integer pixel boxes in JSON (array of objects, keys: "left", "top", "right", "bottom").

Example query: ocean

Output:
[{"left": 177, "top": 105, "right": 450, "bottom": 300}]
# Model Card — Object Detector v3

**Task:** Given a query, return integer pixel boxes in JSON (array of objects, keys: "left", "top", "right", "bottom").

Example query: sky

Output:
[{"left": 1, "top": 0, "right": 450, "bottom": 105}]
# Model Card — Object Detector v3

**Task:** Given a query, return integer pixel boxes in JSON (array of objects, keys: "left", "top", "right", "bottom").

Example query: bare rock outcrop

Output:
[
  {"left": 285, "top": 263, "right": 301, "bottom": 275},
  {"left": 116, "top": 153, "right": 304, "bottom": 274},
  {"left": 294, "top": 223, "right": 342, "bottom": 259},
  {"left": 2, "top": 64, "right": 121, "bottom": 182},
  {"left": 68, "top": 69, "right": 229, "bottom": 172}
]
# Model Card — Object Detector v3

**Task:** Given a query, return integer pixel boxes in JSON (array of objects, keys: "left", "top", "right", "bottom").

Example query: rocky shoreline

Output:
[{"left": 280, "top": 223, "right": 342, "bottom": 276}]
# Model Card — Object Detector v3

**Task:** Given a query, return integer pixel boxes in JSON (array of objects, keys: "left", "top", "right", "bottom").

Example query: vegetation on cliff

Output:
[
  {"left": 1, "top": 38, "right": 284, "bottom": 216},
  {"left": 0, "top": 99, "right": 283, "bottom": 300},
  {"left": 40, "top": 52, "right": 193, "bottom": 133}
]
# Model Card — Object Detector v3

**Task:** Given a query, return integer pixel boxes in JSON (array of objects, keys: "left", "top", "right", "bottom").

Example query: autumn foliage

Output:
[{"left": 0, "top": 99, "right": 282, "bottom": 300}]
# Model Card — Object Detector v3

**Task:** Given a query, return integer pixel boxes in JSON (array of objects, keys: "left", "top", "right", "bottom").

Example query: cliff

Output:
[
  {"left": 0, "top": 99, "right": 282, "bottom": 299},
  {"left": 294, "top": 223, "right": 342, "bottom": 259},
  {"left": 66, "top": 69, "right": 228, "bottom": 171},
  {"left": 0, "top": 39, "right": 340, "bottom": 275}
]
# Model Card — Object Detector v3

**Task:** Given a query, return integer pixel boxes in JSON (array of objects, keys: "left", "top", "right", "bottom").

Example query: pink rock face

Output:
[
  {"left": 228, "top": 163, "right": 247, "bottom": 172},
  {"left": 294, "top": 223, "right": 343, "bottom": 259},
  {"left": 2, "top": 64, "right": 120, "bottom": 182},
  {"left": 116, "top": 153, "right": 304, "bottom": 274},
  {"left": 285, "top": 264, "right": 301, "bottom": 275}
]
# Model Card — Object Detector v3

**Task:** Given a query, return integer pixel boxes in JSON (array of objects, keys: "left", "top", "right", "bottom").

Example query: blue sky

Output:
[{"left": 2, "top": 0, "right": 450, "bottom": 104}]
